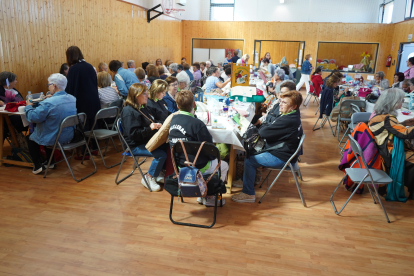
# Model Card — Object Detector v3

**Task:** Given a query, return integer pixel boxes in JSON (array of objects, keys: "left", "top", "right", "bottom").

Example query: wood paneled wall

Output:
[
  {"left": 385, "top": 20, "right": 414, "bottom": 82},
  {"left": 181, "top": 21, "right": 394, "bottom": 77},
  {"left": 0, "top": 0, "right": 182, "bottom": 97},
  {"left": 317, "top": 43, "right": 379, "bottom": 68},
  {"left": 192, "top": 39, "right": 244, "bottom": 51},
  {"left": 260, "top": 41, "right": 301, "bottom": 65}
]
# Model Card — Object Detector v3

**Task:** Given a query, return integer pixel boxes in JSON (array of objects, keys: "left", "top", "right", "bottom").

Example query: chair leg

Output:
[
  {"left": 370, "top": 183, "right": 391, "bottom": 223},
  {"left": 169, "top": 195, "right": 217, "bottom": 228},
  {"left": 303, "top": 93, "right": 311, "bottom": 106},
  {"left": 94, "top": 135, "right": 121, "bottom": 169},
  {"left": 296, "top": 166, "right": 303, "bottom": 181},
  {"left": 259, "top": 170, "right": 272, "bottom": 188},
  {"left": 259, "top": 170, "right": 284, "bottom": 203},
  {"left": 338, "top": 127, "right": 350, "bottom": 149},
  {"left": 43, "top": 143, "right": 58, "bottom": 179},
  {"left": 314, "top": 105, "right": 320, "bottom": 116},
  {"left": 312, "top": 117, "right": 322, "bottom": 131},
  {"left": 291, "top": 165, "right": 307, "bottom": 207},
  {"left": 330, "top": 175, "right": 364, "bottom": 215},
  {"left": 327, "top": 119, "right": 335, "bottom": 136}
]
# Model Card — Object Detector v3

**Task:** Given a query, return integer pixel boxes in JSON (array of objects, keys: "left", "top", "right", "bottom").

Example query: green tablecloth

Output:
[{"left": 229, "top": 93, "right": 265, "bottom": 103}]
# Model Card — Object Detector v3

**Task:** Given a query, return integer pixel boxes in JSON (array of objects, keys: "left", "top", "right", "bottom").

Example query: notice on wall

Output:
[
  {"left": 367, "top": 75, "right": 375, "bottom": 81},
  {"left": 231, "top": 64, "right": 250, "bottom": 87},
  {"left": 354, "top": 74, "right": 361, "bottom": 78}
]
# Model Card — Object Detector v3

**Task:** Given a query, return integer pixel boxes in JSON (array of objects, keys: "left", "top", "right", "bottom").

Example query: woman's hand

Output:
[
  {"left": 26, "top": 99, "right": 33, "bottom": 106},
  {"left": 150, "top": 123, "right": 162, "bottom": 130}
]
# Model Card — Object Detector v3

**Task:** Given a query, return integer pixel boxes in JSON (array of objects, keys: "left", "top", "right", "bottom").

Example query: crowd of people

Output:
[{"left": 2, "top": 45, "right": 414, "bottom": 205}]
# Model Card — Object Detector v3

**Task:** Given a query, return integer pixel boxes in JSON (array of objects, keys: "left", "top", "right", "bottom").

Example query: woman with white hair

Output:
[
  {"left": 368, "top": 88, "right": 414, "bottom": 199},
  {"left": 237, "top": 54, "right": 250, "bottom": 66},
  {"left": 268, "top": 69, "right": 288, "bottom": 95},
  {"left": 25, "top": 73, "right": 77, "bottom": 174},
  {"left": 369, "top": 71, "right": 389, "bottom": 89}
]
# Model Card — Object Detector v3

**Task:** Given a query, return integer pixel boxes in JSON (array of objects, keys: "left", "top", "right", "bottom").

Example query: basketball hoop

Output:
[{"left": 162, "top": 0, "right": 184, "bottom": 15}]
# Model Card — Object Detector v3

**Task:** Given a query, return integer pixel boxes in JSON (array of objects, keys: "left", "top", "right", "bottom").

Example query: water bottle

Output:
[
  {"left": 40, "top": 92, "right": 45, "bottom": 100},
  {"left": 26, "top": 91, "right": 32, "bottom": 101},
  {"left": 235, "top": 97, "right": 240, "bottom": 106},
  {"left": 409, "top": 94, "right": 414, "bottom": 111},
  {"left": 243, "top": 96, "right": 247, "bottom": 103}
]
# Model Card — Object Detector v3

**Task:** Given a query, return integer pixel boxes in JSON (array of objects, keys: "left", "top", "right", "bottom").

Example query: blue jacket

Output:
[
  {"left": 25, "top": 91, "right": 77, "bottom": 146},
  {"left": 185, "top": 70, "right": 194, "bottom": 81},
  {"left": 301, "top": 60, "right": 312, "bottom": 75},
  {"left": 163, "top": 92, "right": 178, "bottom": 113},
  {"left": 114, "top": 68, "right": 139, "bottom": 97}
]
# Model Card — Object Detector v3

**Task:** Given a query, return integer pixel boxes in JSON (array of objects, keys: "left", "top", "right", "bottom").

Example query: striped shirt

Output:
[{"left": 98, "top": 86, "right": 120, "bottom": 108}]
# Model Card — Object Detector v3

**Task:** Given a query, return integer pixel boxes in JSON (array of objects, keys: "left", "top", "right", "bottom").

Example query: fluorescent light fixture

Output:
[{"left": 280, "top": 0, "right": 284, "bottom": 3}]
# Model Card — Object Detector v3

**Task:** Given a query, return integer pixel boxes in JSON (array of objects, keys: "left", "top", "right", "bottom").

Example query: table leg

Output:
[
  {"left": 226, "top": 145, "right": 237, "bottom": 194},
  {"left": 4, "top": 115, "right": 19, "bottom": 147},
  {"left": 0, "top": 115, "right": 3, "bottom": 166}
]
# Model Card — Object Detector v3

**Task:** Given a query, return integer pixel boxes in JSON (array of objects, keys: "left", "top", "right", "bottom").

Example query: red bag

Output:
[
  {"left": 358, "top": 88, "right": 372, "bottom": 98},
  {"left": 5, "top": 101, "right": 26, "bottom": 112}
]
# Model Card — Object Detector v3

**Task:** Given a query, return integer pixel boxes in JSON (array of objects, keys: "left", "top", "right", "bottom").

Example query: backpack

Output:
[{"left": 171, "top": 141, "right": 220, "bottom": 198}]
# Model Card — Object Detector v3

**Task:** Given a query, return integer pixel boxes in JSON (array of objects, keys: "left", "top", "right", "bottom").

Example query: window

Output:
[
  {"left": 210, "top": 0, "right": 234, "bottom": 21},
  {"left": 379, "top": 1, "right": 394, "bottom": 23},
  {"left": 405, "top": 0, "right": 414, "bottom": 19}
]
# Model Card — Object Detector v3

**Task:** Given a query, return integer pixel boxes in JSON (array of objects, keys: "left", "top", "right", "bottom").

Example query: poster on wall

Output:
[{"left": 231, "top": 63, "right": 250, "bottom": 87}]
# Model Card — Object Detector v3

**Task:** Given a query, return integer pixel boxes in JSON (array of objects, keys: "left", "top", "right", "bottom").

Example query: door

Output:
[{"left": 397, "top": 43, "right": 414, "bottom": 73}]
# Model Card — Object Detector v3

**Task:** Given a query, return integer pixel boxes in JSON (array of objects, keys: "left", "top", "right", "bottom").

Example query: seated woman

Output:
[
  {"left": 134, "top": 67, "right": 151, "bottom": 89},
  {"left": 177, "top": 74, "right": 189, "bottom": 92},
  {"left": 155, "top": 58, "right": 168, "bottom": 74},
  {"left": 259, "top": 58, "right": 272, "bottom": 80},
  {"left": 369, "top": 71, "right": 389, "bottom": 89},
  {"left": 158, "top": 65, "right": 168, "bottom": 80},
  {"left": 120, "top": 83, "right": 167, "bottom": 192},
  {"left": 147, "top": 79, "right": 171, "bottom": 123},
  {"left": 310, "top": 67, "right": 324, "bottom": 97},
  {"left": 0, "top": 71, "right": 27, "bottom": 138},
  {"left": 163, "top": 76, "right": 179, "bottom": 113},
  {"left": 236, "top": 54, "right": 250, "bottom": 66},
  {"left": 25, "top": 73, "right": 76, "bottom": 174},
  {"left": 402, "top": 79, "right": 411, "bottom": 93},
  {"left": 146, "top": 64, "right": 160, "bottom": 84},
  {"left": 168, "top": 90, "right": 229, "bottom": 206},
  {"left": 231, "top": 91, "right": 303, "bottom": 203},
  {"left": 183, "top": 63, "right": 194, "bottom": 81},
  {"left": 368, "top": 88, "right": 414, "bottom": 199},
  {"left": 391, "top": 72, "right": 405, "bottom": 88},
  {"left": 267, "top": 69, "right": 287, "bottom": 95},
  {"left": 97, "top": 71, "right": 120, "bottom": 108},
  {"left": 205, "top": 67, "right": 231, "bottom": 93}
]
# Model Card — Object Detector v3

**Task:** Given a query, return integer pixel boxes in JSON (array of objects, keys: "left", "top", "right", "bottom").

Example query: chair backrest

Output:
[
  {"left": 109, "top": 99, "right": 124, "bottom": 112},
  {"left": 309, "top": 81, "right": 316, "bottom": 93},
  {"left": 172, "top": 141, "right": 221, "bottom": 178},
  {"left": 347, "top": 135, "right": 371, "bottom": 174},
  {"left": 287, "top": 133, "right": 305, "bottom": 164},
  {"left": 60, "top": 113, "right": 86, "bottom": 129},
  {"left": 95, "top": 106, "right": 119, "bottom": 121},
  {"left": 351, "top": 112, "right": 372, "bottom": 125},
  {"left": 339, "top": 100, "right": 366, "bottom": 117},
  {"left": 115, "top": 118, "right": 129, "bottom": 152}
]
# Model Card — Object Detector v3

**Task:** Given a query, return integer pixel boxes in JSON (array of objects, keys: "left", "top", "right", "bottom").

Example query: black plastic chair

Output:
[{"left": 165, "top": 141, "right": 226, "bottom": 228}]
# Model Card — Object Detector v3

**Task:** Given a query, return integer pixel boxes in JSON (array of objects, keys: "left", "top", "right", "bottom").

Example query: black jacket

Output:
[
  {"left": 120, "top": 105, "right": 159, "bottom": 148},
  {"left": 231, "top": 55, "right": 239, "bottom": 63},
  {"left": 148, "top": 76, "right": 160, "bottom": 84},
  {"left": 259, "top": 111, "right": 303, "bottom": 163},
  {"left": 169, "top": 113, "right": 214, "bottom": 169},
  {"left": 147, "top": 99, "right": 171, "bottom": 123},
  {"left": 319, "top": 87, "right": 334, "bottom": 118},
  {"left": 65, "top": 61, "right": 101, "bottom": 125}
]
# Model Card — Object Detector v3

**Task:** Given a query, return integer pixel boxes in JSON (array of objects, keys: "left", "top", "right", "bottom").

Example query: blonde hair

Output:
[
  {"left": 242, "top": 54, "right": 250, "bottom": 62},
  {"left": 148, "top": 79, "right": 168, "bottom": 100},
  {"left": 97, "top": 71, "right": 111, "bottom": 88},
  {"left": 125, "top": 83, "right": 148, "bottom": 110},
  {"left": 305, "top": 54, "right": 311, "bottom": 60},
  {"left": 134, "top": 67, "right": 146, "bottom": 80}
]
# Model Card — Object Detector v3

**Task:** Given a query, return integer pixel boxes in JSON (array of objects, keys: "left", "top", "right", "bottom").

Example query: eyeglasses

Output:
[
  {"left": 170, "top": 83, "right": 178, "bottom": 87},
  {"left": 47, "top": 83, "right": 54, "bottom": 88}
]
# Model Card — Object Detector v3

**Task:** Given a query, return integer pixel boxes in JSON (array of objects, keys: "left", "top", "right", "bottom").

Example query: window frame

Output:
[
  {"left": 405, "top": 0, "right": 414, "bottom": 20},
  {"left": 209, "top": 0, "right": 235, "bottom": 21},
  {"left": 379, "top": 0, "right": 394, "bottom": 23}
]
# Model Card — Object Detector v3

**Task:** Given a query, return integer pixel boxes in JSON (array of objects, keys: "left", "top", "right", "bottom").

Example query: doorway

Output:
[
  {"left": 253, "top": 40, "right": 305, "bottom": 68},
  {"left": 396, "top": 42, "right": 414, "bottom": 73}
]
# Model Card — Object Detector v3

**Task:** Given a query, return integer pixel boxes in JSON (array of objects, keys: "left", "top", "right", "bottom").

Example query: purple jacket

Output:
[
  {"left": 404, "top": 66, "right": 414, "bottom": 79},
  {"left": 193, "top": 70, "right": 202, "bottom": 86}
]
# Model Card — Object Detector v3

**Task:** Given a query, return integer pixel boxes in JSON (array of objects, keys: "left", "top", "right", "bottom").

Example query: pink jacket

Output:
[{"left": 404, "top": 66, "right": 414, "bottom": 79}]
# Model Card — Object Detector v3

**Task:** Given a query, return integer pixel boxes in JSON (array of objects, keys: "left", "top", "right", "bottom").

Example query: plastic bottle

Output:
[
  {"left": 27, "top": 91, "right": 32, "bottom": 101},
  {"left": 235, "top": 97, "right": 240, "bottom": 106},
  {"left": 40, "top": 92, "right": 45, "bottom": 100}
]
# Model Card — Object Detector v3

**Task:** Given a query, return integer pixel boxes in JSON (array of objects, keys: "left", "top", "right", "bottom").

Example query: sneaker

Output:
[
  {"left": 232, "top": 179, "right": 244, "bottom": 188},
  {"left": 197, "top": 197, "right": 203, "bottom": 204},
  {"left": 155, "top": 171, "right": 165, "bottom": 183},
  {"left": 203, "top": 195, "right": 225, "bottom": 207},
  {"left": 231, "top": 192, "right": 256, "bottom": 203},
  {"left": 43, "top": 162, "right": 55, "bottom": 169},
  {"left": 141, "top": 175, "right": 161, "bottom": 192},
  {"left": 32, "top": 164, "right": 46, "bottom": 175}
]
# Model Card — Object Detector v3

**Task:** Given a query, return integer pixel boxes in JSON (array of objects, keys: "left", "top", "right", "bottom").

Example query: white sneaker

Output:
[
  {"left": 141, "top": 175, "right": 161, "bottom": 192},
  {"left": 197, "top": 197, "right": 203, "bottom": 204},
  {"left": 232, "top": 179, "right": 244, "bottom": 188},
  {"left": 203, "top": 196, "right": 225, "bottom": 207},
  {"left": 155, "top": 171, "right": 165, "bottom": 183}
]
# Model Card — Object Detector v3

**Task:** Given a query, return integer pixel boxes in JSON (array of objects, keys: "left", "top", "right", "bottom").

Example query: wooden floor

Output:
[{"left": 1, "top": 91, "right": 414, "bottom": 276}]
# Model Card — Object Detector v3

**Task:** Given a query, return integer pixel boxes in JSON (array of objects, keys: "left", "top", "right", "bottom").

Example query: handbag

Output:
[
  {"left": 146, "top": 111, "right": 179, "bottom": 152},
  {"left": 171, "top": 141, "right": 220, "bottom": 198},
  {"left": 71, "top": 114, "right": 86, "bottom": 143}
]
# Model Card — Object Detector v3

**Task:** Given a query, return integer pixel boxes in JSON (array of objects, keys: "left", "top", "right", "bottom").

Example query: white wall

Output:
[{"left": 233, "top": 0, "right": 380, "bottom": 23}]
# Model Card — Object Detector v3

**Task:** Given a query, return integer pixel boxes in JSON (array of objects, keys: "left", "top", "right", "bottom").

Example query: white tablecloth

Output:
[
  {"left": 363, "top": 99, "right": 414, "bottom": 122},
  {"left": 0, "top": 106, "right": 28, "bottom": 127}
]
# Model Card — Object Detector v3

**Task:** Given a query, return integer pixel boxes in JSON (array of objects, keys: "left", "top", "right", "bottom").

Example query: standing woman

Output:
[
  {"left": 309, "top": 67, "right": 324, "bottom": 97},
  {"left": 404, "top": 57, "right": 414, "bottom": 80},
  {"left": 147, "top": 79, "right": 171, "bottom": 123},
  {"left": 296, "top": 54, "right": 313, "bottom": 94},
  {"left": 65, "top": 46, "right": 101, "bottom": 134}
]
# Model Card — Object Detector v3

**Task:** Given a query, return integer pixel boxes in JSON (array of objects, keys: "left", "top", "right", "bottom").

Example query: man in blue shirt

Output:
[
  {"left": 296, "top": 54, "right": 313, "bottom": 94},
  {"left": 109, "top": 60, "right": 139, "bottom": 97}
]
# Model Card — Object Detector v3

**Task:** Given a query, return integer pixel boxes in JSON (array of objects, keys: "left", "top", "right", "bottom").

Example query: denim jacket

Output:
[
  {"left": 301, "top": 60, "right": 312, "bottom": 75},
  {"left": 114, "top": 68, "right": 140, "bottom": 97},
  {"left": 25, "top": 91, "right": 77, "bottom": 146}
]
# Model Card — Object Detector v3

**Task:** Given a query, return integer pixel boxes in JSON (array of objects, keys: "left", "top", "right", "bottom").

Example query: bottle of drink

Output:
[
  {"left": 40, "top": 92, "right": 45, "bottom": 100},
  {"left": 235, "top": 97, "right": 240, "bottom": 106},
  {"left": 243, "top": 96, "right": 247, "bottom": 103},
  {"left": 27, "top": 91, "right": 32, "bottom": 101}
]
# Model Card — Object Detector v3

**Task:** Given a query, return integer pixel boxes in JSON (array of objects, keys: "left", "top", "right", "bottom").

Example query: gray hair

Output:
[
  {"left": 48, "top": 73, "right": 67, "bottom": 91},
  {"left": 207, "top": 67, "right": 218, "bottom": 76},
  {"left": 177, "top": 73, "right": 189, "bottom": 84},
  {"left": 169, "top": 63, "right": 178, "bottom": 72},
  {"left": 206, "top": 61, "right": 211, "bottom": 66},
  {"left": 403, "top": 79, "right": 411, "bottom": 86},
  {"left": 373, "top": 88, "right": 405, "bottom": 117},
  {"left": 177, "top": 64, "right": 184, "bottom": 71},
  {"left": 376, "top": 71, "right": 385, "bottom": 79},
  {"left": 217, "top": 62, "right": 222, "bottom": 66},
  {"left": 410, "top": 77, "right": 414, "bottom": 86},
  {"left": 127, "top": 60, "right": 135, "bottom": 68},
  {"left": 275, "top": 69, "right": 285, "bottom": 80}
]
